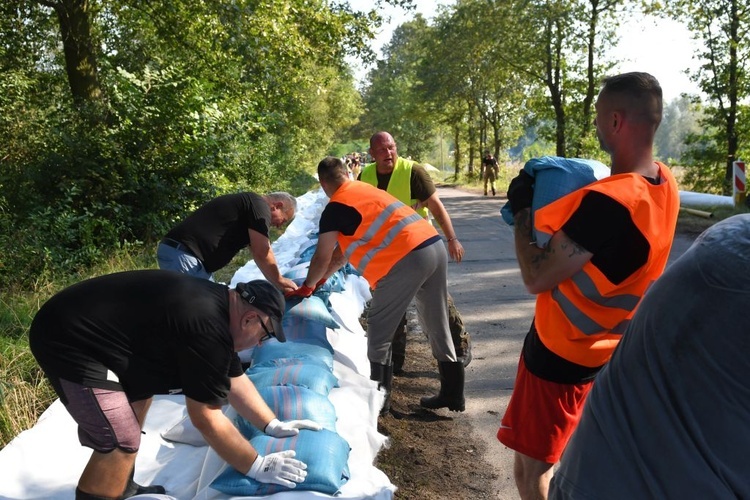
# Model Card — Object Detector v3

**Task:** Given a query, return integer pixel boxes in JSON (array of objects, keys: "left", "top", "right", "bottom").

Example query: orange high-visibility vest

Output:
[
  {"left": 533, "top": 163, "right": 680, "bottom": 367},
  {"left": 330, "top": 181, "right": 438, "bottom": 287}
]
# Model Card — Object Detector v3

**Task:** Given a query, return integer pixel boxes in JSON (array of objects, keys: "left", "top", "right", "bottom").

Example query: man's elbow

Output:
[{"left": 521, "top": 274, "right": 554, "bottom": 295}]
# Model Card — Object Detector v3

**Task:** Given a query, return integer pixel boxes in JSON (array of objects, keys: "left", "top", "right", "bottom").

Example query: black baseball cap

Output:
[{"left": 234, "top": 280, "right": 286, "bottom": 342}]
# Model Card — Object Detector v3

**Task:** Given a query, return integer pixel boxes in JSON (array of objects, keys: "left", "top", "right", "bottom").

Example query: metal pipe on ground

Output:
[{"left": 680, "top": 206, "right": 713, "bottom": 218}]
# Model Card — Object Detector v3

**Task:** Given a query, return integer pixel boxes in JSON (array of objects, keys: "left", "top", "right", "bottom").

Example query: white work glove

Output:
[
  {"left": 264, "top": 418, "right": 323, "bottom": 438},
  {"left": 246, "top": 450, "right": 307, "bottom": 488}
]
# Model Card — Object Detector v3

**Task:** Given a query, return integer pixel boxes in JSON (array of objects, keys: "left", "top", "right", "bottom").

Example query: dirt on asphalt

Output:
[{"left": 372, "top": 214, "right": 711, "bottom": 500}]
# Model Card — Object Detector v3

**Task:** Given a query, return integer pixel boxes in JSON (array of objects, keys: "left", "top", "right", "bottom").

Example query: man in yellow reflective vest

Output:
[
  {"left": 359, "top": 131, "right": 472, "bottom": 375},
  {"left": 288, "top": 156, "right": 465, "bottom": 415},
  {"left": 498, "top": 72, "right": 680, "bottom": 499}
]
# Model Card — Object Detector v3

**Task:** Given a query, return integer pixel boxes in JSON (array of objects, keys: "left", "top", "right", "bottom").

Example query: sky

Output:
[{"left": 347, "top": 0, "right": 701, "bottom": 102}]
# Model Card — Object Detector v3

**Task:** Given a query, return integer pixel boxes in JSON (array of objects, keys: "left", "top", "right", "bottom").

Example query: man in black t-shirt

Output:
[
  {"left": 157, "top": 192, "right": 298, "bottom": 294},
  {"left": 29, "top": 271, "right": 321, "bottom": 500}
]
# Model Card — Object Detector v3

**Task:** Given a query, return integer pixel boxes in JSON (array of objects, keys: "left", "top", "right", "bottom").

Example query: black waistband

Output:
[{"left": 160, "top": 238, "right": 192, "bottom": 255}]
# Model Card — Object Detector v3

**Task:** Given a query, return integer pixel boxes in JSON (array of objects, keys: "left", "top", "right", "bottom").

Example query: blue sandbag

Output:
[
  {"left": 250, "top": 355, "right": 332, "bottom": 373},
  {"left": 251, "top": 339, "right": 334, "bottom": 371},
  {"left": 210, "top": 429, "right": 350, "bottom": 496},
  {"left": 501, "top": 156, "right": 609, "bottom": 247},
  {"left": 285, "top": 295, "right": 340, "bottom": 329},
  {"left": 280, "top": 314, "right": 333, "bottom": 353},
  {"left": 246, "top": 362, "right": 339, "bottom": 396},
  {"left": 235, "top": 385, "right": 338, "bottom": 439}
]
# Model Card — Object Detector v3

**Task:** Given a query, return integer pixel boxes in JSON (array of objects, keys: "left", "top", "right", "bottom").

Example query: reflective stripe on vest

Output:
[
  {"left": 331, "top": 181, "right": 438, "bottom": 287},
  {"left": 343, "top": 201, "right": 424, "bottom": 273},
  {"left": 533, "top": 162, "right": 680, "bottom": 367}
]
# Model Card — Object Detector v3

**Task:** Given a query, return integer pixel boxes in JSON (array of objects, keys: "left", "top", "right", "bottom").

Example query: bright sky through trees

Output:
[{"left": 348, "top": 0, "right": 700, "bottom": 102}]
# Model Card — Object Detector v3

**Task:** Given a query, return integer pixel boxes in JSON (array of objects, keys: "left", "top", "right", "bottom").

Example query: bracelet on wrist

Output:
[{"left": 447, "top": 236, "right": 458, "bottom": 242}]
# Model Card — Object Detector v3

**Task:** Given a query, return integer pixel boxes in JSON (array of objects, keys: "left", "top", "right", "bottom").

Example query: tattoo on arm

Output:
[{"left": 560, "top": 239, "right": 587, "bottom": 258}]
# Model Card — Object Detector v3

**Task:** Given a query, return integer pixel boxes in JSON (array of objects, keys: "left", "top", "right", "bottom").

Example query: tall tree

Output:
[{"left": 659, "top": 0, "right": 749, "bottom": 190}]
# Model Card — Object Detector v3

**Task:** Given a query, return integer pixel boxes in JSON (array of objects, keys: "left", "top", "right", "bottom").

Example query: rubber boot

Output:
[
  {"left": 75, "top": 489, "right": 117, "bottom": 500},
  {"left": 370, "top": 362, "right": 393, "bottom": 416},
  {"left": 391, "top": 315, "right": 408, "bottom": 375},
  {"left": 121, "top": 469, "right": 166, "bottom": 498},
  {"left": 420, "top": 361, "right": 465, "bottom": 412}
]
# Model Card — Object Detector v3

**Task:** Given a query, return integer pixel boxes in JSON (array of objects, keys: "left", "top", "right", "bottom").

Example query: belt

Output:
[{"left": 160, "top": 238, "right": 193, "bottom": 254}]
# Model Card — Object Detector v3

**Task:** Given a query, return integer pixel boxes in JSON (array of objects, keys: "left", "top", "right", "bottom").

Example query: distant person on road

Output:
[
  {"left": 498, "top": 72, "right": 680, "bottom": 499},
  {"left": 481, "top": 150, "right": 499, "bottom": 196},
  {"left": 288, "top": 156, "right": 465, "bottom": 414},
  {"left": 359, "top": 131, "right": 472, "bottom": 376},
  {"left": 29, "top": 272, "right": 321, "bottom": 500},
  {"left": 550, "top": 214, "right": 750, "bottom": 499},
  {"left": 157, "top": 192, "right": 298, "bottom": 294}
]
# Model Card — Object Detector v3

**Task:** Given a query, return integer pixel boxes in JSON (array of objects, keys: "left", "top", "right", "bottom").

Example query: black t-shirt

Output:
[
  {"left": 523, "top": 187, "right": 654, "bottom": 383},
  {"left": 29, "top": 270, "right": 243, "bottom": 406},
  {"left": 357, "top": 164, "right": 436, "bottom": 202},
  {"left": 165, "top": 192, "right": 272, "bottom": 272}
]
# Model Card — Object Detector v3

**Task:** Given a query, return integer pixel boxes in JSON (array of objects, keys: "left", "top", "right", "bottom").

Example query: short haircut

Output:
[
  {"left": 266, "top": 192, "right": 297, "bottom": 214},
  {"left": 317, "top": 156, "right": 349, "bottom": 184},
  {"left": 600, "top": 72, "right": 663, "bottom": 126}
]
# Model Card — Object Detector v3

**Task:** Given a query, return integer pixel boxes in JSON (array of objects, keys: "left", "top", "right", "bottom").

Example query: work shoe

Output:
[{"left": 420, "top": 361, "right": 465, "bottom": 412}]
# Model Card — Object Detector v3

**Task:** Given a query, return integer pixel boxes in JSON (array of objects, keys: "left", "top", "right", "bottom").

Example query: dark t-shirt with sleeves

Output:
[
  {"left": 357, "top": 164, "right": 436, "bottom": 202},
  {"left": 29, "top": 270, "right": 243, "bottom": 406},
  {"left": 165, "top": 192, "right": 272, "bottom": 272},
  {"left": 524, "top": 184, "right": 655, "bottom": 384}
]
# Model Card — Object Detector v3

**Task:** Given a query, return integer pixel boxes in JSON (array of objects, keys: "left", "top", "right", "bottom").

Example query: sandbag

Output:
[
  {"left": 235, "top": 385, "right": 338, "bottom": 439},
  {"left": 251, "top": 339, "right": 334, "bottom": 371},
  {"left": 279, "top": 314, "right": 333, "bottom": 353},
  {"left": 246, "top": 362, "right": 339, "bottom": 396},
  {"left": 501, "top": 156, "right": 610, "bottom": 247},
  {"left": 285, "top": 295, "right": 340, "bottom": 329},
  {"left": 210, "top": 429, "right": 351, "bottom": 496}
]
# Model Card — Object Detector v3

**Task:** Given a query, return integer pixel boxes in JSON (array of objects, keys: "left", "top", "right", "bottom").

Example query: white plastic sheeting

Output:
[{"left": 0, "top": 187, "right": 395, "bottom": 500}]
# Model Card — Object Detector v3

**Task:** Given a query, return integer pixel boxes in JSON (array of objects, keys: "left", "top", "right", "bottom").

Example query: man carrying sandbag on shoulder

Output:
[
  {"left": 287, "top": 156, "right": 465, "bottom": 416},
  {"left": 497, "top": 72, "right": 680, "bottom": 499},
  {"left": 29, "top": 271, "right": 321, "bottom": 500}
]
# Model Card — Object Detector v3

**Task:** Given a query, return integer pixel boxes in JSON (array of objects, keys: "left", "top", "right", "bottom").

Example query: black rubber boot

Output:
[
  {"left": 420, "top": 361, "right": 465, "bottom": 412},
  {"left": 121, "top": 469, "right": 166, "bottom": 498},
  {"left": 75, "top": 488, "right": 117, "bottom": 500},
  {"left": 370, "top": 361, "right": 393, "bottom": 416},
  {"left": 391, "top": 315, "right": 408, "bottom": 375}
]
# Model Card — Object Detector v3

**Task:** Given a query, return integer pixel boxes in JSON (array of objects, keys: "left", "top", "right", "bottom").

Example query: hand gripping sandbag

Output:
[
  {"left": 235, "top": 385, "right": 338, "bottom": 439},
  {"left": 210, "top": 429, "right": 351, "bottom": 496}
]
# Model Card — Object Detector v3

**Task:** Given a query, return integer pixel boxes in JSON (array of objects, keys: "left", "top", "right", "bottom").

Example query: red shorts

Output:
[{"left": 497, "top": 354, "right": 594, "bottom": 463}]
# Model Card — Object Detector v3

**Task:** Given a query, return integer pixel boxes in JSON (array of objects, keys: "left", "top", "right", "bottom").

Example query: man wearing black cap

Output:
[{"left": 29, "top": 270, "right": 321, "bottom": 500}]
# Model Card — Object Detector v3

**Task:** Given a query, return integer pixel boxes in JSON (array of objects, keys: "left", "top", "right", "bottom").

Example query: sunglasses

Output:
[{"left": 259, "top": 317, "right": 276, "bottom": 343}]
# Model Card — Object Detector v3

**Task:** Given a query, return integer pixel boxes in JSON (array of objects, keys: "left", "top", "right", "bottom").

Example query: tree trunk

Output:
[{"left": 51, "top": 0, "right": 102, "bottom": 103}]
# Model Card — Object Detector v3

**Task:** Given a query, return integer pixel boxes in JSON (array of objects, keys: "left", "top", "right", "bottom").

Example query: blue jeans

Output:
[{"left": 156, "top": 241, "right": 213, "bottom": 281}]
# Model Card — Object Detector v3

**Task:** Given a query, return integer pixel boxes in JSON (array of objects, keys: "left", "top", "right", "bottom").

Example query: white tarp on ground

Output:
[{"left": 0, "top": 187, "right": 395, "bottom": 500}]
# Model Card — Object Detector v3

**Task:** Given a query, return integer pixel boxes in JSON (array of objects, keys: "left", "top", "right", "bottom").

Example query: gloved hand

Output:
[
  {"left": 246, "top": 450, "right": 307, "bottom": 488},
  {"left": 284, "top": 283, "right": 314, "bottom": 299},
  {"left": 265, "top": 418, "right": 323, "bottom": 438},
  {"left": 507, "top": 170, "right": 535, "bottom": 216}
]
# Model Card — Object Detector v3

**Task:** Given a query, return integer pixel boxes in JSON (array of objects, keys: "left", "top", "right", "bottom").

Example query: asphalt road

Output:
[{"left": 436, "top": 185, "right": 696, "bottom": 499}]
